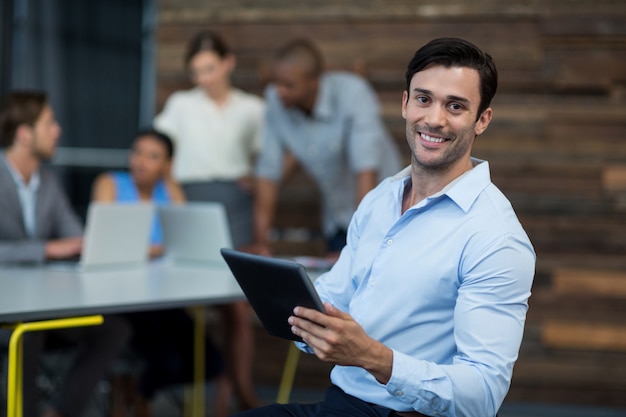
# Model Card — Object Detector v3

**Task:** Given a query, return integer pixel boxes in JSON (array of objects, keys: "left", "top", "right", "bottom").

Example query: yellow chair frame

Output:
[{"left": 1, "top": 315, "right": 103, "bottom": 417}]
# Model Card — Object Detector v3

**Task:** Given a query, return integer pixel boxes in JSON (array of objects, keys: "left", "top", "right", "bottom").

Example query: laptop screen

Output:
[{"left": 159, "top": 202, "right": 232, "bottom": 265}]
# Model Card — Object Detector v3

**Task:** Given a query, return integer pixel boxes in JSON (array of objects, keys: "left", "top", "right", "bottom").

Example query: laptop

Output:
[
  {"left": 77, "top": 202, "right": 154, "bottom": 271},
  {"left": 158, "top": 202, "right": 233, "bottom": 267},
  {"left": 220, "top": 248, "right": 325, "bottom": 341}
]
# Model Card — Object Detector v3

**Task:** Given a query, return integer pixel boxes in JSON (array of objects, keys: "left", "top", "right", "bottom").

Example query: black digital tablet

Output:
[{"left": 220, "top": 248, "right": 326, "bottom": 341}]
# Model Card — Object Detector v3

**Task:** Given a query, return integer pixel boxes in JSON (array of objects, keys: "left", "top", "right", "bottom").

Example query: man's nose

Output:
[{"left": 424, "top": 105, "right": 446, "bottom": 128}]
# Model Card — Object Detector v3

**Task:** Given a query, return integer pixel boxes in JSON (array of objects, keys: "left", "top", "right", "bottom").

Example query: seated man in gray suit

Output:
[
  {"left": 0, "top": 91, "right": 131, "bottom": 417},
  {"left": 0, "top": 92, "right": 82, "bottom": 263}
]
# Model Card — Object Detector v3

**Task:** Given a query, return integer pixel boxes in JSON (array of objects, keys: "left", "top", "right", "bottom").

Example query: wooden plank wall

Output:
[{"left": 157, "top": 0, "right": 626, "bottom": 408}]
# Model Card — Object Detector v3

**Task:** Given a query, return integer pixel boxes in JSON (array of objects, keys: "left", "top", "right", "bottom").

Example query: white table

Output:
[
  {"left": 0, "top": 260, "right": 244, "bottom": 417},
  {"left": 0, "top": 261, "right": 243, "bottom": 321}
]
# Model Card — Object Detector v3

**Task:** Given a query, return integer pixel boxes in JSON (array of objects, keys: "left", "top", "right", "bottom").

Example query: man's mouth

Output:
[{"left": 420, "top": 132, "right": 447, "bottom": 143}]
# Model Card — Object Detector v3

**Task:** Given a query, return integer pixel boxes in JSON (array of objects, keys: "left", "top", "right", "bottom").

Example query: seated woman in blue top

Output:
[
  {"left": 92, "top": 128, "right": 185, "bottom": 257},
  {"left": 91, "top": 129, "right": 222, "bottom": 416}
]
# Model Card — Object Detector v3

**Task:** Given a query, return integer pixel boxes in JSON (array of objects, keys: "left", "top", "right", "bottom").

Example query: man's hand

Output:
[
  {"left": 45, "top": 237, "right": 83, "bottom": 259},
  {"left": 288, "top": 302, "right": 393, "bottom": 384}
]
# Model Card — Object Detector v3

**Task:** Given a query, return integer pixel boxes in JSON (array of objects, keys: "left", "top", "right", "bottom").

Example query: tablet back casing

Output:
[{"left": 220, "top": 248, "right": 325, "bottom": 341}]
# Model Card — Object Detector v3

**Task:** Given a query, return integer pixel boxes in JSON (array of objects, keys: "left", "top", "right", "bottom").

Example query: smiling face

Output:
[{"left": 402, "top": 64, "right": 492, "bottom": 177}]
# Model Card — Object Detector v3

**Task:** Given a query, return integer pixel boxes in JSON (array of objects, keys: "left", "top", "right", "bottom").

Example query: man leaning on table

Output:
[
  {"left": 253, "top": 38, "right": 402, "bottom": 258},
  {"left": 0, "top": 91, "right": 131, "bottom": 417},
  {"left": 233, "top": 38, "right": 535, "bottom": 417}
]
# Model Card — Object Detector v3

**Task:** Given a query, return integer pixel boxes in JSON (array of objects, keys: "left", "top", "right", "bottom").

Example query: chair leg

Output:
[
  {"left": 276, "top": 343, "right": 301, "bottom": 404},
  {"left": 184, "top": 306, "right": 205, "bottom": 417},
  {"left": 3, "top": 315, "right": 103, "bottom": 417}
]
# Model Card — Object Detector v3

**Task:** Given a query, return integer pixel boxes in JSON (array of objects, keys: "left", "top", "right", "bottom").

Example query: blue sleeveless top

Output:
[{"left": 111, "top": 171, "right": 170, "bottom": 245}]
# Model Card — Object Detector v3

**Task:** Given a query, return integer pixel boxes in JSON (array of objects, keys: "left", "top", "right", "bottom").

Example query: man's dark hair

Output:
[
  {"left": 405, "top": 38, "right": 498, "bottom": 117},
  {"left": 274, "top": 38, "right": 324, "bottom": 77},
  {"left": 184, "top": 30, "right": 231, "bottom": 68},
  {"left": 135, "top": 128, "right": 175, "bottom": 159},
  {"left": 0, "top": 91, "right": 47, "bottom": 149}
]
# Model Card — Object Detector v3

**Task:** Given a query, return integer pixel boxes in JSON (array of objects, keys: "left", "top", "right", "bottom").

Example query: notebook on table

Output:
[
  {"left": 158, "top": 202, "right": 233, "bottom": 267},
  {"left": 220, "top": 248, "right": 326, "bottom": 341},
  {"left": 49, "top": 202, "right": 154, "bottom": 271}
]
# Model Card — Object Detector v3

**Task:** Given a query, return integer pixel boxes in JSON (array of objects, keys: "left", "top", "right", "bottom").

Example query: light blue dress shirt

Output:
[
  {"left": 256, "top": 72, "right": 401, "bottom": 237},
  {"left": 1, "top": 155, "right": 40, "bottom": 237},
  {"left": 299, "top": 160, "right": 536, "bottom": 417}
]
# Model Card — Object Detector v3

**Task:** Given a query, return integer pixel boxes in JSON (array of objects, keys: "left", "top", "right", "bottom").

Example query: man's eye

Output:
[
  {"left": 416, "top": 96, "right": 429, "bottom": 104},
  {"left": 449, "top": 103, "right": 463, "bottom": 111}
]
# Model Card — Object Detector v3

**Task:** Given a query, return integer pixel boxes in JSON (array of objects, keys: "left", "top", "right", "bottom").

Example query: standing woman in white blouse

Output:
[
  {"left": 154, "top": 31, "right": 263, "bottom": 416},
  {"left": 154, "top": 31, "right": 264, "bottom": 248}
]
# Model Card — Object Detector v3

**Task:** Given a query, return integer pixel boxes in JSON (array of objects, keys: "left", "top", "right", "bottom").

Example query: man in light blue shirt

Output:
[
  {"left": 254, "top": 38, "right": 401, "bottom": 255},
  {"left": 235, "top": 38, "right": 535, "bottom": 417}
]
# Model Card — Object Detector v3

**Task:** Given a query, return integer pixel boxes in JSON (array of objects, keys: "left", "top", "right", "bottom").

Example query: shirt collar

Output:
[
  {"left": 390, "top": 158, "right": 491, "bottom": 213},
  {"left": 1, "top": 152, "right": 41, "bottom": 191}
]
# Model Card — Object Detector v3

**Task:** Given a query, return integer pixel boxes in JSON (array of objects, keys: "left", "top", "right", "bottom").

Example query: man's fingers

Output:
[
  {"left": 293, "top": 303, "right": 351, "bottom": 326},
  {"left": 289, "top": 314, "right": 323, "bottom": 336},
  {"left": 293, "top": 306, "right": 327, "bottom": 325}
]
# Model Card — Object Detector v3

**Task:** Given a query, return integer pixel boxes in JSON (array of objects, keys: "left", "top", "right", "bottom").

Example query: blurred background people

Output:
[
  {"left": 0, "top": 90, "right": 131, "bottom": 417},
  {"left": 154, "top": 31, "right": 264, "bottom": 414},
  {"left": 253, "top": 38, "right": 402, "bottom": 258}
]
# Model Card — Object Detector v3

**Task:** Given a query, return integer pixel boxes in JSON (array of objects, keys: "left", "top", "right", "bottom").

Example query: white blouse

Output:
[{"left": 154, "top": 87, "right": 264, "bottom": 182}]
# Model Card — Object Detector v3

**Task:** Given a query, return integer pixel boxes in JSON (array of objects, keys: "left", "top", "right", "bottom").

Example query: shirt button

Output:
[
  {"left": 387, "top": 239, "right": 394, "bottom": 246},
  {"left": 394, "top": 390, "right": 404, "bottom": 396}
]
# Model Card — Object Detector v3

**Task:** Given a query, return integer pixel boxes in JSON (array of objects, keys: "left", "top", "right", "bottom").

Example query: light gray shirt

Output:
[
  {"left": 2, "top": 155, "right": 40, "bottom": 238},
  {"left": 256, "top": 72, "right": 402, "bottom": 237}
]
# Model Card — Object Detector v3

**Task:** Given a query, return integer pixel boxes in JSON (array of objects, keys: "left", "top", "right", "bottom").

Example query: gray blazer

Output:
[{"left": 0, "top": 156, "right": 83, "bottom": 263}]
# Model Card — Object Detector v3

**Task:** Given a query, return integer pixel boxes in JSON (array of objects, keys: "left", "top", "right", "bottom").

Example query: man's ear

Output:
[
  {"left": 474, "top": 107, "right": 493, "bottom": 136},
  {"left": 14, "top": 124, "right": 33, "bottom": 146},
  {"left": 401, "top": 91, "right": 408, "bottom": 119}
]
